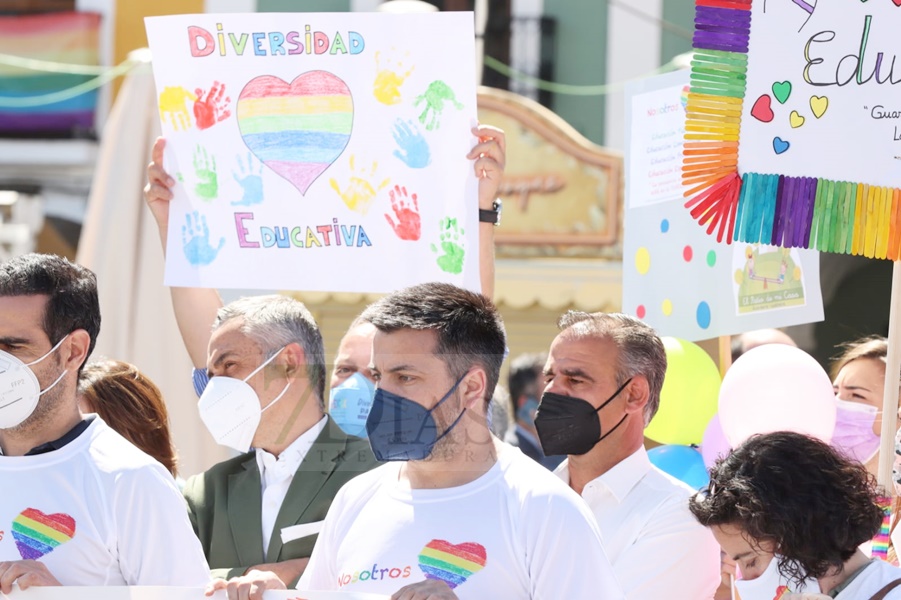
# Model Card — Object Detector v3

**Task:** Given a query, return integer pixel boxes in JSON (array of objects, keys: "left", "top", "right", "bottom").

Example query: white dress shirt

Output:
[
  {"left": 256, "top": 416, "right": 328, "bottom": 552},
  {"left": 556, "top": 447, "right": 721, "bottom": 600}
]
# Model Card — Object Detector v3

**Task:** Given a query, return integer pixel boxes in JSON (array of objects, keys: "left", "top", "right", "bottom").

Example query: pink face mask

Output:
[{"left": 832, "top": 396, "right": 880, "bottom": 464}]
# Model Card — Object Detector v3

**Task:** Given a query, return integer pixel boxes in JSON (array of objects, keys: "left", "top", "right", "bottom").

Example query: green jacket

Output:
[{"left": 183, "top": 418, "right": 378, "bottom": 586}]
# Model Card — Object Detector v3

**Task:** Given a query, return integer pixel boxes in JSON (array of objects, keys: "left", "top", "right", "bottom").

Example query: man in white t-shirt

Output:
[
  {"left": 212, "top": 283, "right": 624, "bottom": 600},
  {"left": 0, "top": 253, "right": 210, "bottom": 590},
  {"left": 535, "top": 312, "right": 721, "bottom": 600}
]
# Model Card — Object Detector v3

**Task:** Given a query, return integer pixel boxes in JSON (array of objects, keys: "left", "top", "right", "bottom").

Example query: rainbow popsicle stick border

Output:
[
  {"left": 681, "top": 0, "right": 901, "bottom": 259},
  {"left": 872, "top": 495, "right": 892, "bottom": 560}
]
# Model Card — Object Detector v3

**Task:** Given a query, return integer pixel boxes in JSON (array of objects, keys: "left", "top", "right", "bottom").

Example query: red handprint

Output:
[
  {"left": 385, "top": 185, "right": 421, "bottom": 241},
  {"left": 193, "top": 82, "right": 231, "bottom": 130}
]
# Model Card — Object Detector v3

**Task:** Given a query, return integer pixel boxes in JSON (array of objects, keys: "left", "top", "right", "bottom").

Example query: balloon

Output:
[
  {"left": 700, "top": 414, "right": 731, "bottom": 468},
  {"left": 645, "top": 338, "right": 721, "bottom": 446},
  {"left": 719, "top": 344, "right": 836, "bottom": 447},
  {"left": 647, "top": 445, "right": 710, "bottom": 490}
]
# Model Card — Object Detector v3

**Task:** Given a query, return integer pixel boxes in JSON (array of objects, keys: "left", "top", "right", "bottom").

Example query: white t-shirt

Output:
[
  {"left": 835, "top": 559, "right": 901, "bottom": 599},
  {"left": 556, "top": 448, "right": 721, "bottom": 600},
  {"left": 298, "top": 444, "right": 624, "bottom": 599},
  {"left": 0, "top": 417, "right": 210, "bottom": 586}
]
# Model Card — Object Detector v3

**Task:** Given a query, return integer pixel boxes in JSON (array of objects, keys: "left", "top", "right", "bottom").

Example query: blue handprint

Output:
[
  {"left": 391, "top": 119, "right": 431, "bottom": 169},
  {"left": 232, "top": 152, "right": 264, "bottom": 206},
  {"left": 182, "top": 211, "right": 225, "bottom": 266}
]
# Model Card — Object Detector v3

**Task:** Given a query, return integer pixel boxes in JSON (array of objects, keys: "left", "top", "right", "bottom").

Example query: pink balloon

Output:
[
  {"left": 719, "top": 344, "right": 836, "bottom": 447},
  {"left": 701, "top": 414, "right": 731, "bottom": 468}
]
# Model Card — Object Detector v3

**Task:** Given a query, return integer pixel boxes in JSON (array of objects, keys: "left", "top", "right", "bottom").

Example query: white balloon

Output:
[{"left": 719, "top": 344, "right": 836, "bottom": 447}]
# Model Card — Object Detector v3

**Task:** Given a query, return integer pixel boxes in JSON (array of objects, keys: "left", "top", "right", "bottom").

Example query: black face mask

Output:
[{"left": 534, "top": 378, "right": 632, "bottom": 456}]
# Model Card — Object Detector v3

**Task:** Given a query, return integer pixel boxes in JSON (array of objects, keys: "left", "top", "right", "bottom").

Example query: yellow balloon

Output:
[
  {"left": 645, "top": 337, "right": 722, "bottom": 445},
  {"left": 734, "top": 269, "right": 744, "bottom": 285}
]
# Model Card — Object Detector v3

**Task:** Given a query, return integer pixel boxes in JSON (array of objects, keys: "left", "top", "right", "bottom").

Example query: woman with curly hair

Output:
[{"left": 690, "top": 431, "right": 901, "bottom": 600}]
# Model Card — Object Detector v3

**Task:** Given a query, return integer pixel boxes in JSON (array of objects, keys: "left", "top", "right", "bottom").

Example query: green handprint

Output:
[
  {"left": 414, "top": 80, "right": 464, "bottom": 132},
  {"left": 193, "top": 144, "right": 219, "bottom": 201},
  {"left": 430, "top": 217, "right": 465, "bottom": 274}
]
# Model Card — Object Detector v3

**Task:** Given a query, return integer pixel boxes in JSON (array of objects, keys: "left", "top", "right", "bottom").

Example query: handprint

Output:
[
  {"left": 232, "top": 152, "right": 264, "bottom": 206},
  {"left": 182, "top": 211, "right": 225, "bottom": 266},
  {"left": 430, "top": 217, "right": 465, "bottom": 274},
  {"left": 192, "top": 145, "right": 219, "bottom": 201},
  {"left": 373, "top": 50, "right": 414, "bottom": 105},
  {"left": 193, "top": 82, "right": 231, "bottom": 130},
  {"left": 158, "top": 86, "right": 197, "bottom": 131},
  {"left": 385, "top": 185, "right": 421, "bottom": 241},
  {"left": 392, "top": 119, "right": 431, "bottom": 169},
  {"left": 415, "top": 80, "right": 464, "bottom": 131},
  {"left": 329, "top": 155, "right": 390, "bottom": 214}
]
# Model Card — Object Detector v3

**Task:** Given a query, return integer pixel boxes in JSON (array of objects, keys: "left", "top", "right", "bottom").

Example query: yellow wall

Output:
[{"left": 113, "top": 0, "right": 204, "bottom": 96}]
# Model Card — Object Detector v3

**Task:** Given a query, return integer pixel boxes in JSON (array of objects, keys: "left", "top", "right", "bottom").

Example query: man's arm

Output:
[
  {"left": 470, "top": 125, "right": 505, "bottom": 301},
  {"left": 144, "top": 137, "right": 222, "bottom": 369},
  {"left": 117, "top": 465, "right": 211, "bottom": 585},
  {"left": 525, "top": 492, "right": 625, "bottom": 599}
]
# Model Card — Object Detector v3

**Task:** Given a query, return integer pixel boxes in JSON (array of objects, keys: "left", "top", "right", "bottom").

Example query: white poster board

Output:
[
  {"left": 145, "top": 13, "right": 480, "bottom": 293},
  {"left": 1, "top": 588, "right": 387, "bottom": 600},
  {"left": 623, "top": 70, "right": 824, "bottom": 341},
  {"left": 739, "top": 0, "right": 901, "bottom": 188}
]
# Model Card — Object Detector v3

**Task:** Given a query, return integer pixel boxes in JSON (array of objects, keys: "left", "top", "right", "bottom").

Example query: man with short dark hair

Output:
[
  {"left": 536, "top": 311, "right": 721, "bottom": 600},
  {"left": 213, "top": 283, "right": 624, "bottom": 599},
  {"left": 0, "top": 253, "right": 210, "bottom": 590}
]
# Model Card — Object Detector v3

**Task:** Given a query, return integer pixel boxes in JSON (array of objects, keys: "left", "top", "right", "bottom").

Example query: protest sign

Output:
[
  {"left": 145, "top": 12, "right": 480, "bottom": 293},
  {"left": 683, "top": 0, "right": 901, "bottom": 258},
  {"left": 623, "top": 70, "right": 823, "bottom": 341},
  {"left": 684, "top": 0, "right": 901, "bottom": 489}
]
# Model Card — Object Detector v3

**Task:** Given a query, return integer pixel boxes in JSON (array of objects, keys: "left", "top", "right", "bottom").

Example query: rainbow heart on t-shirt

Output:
[
  {"left": 773, "top": 585, "right": 791, "bottom": 600},
  {"left": 12, "top": 508, "right": 76, "bottom": 560},
  {"left": 417, "top": 539, "right": 487, "bottom": 589}
]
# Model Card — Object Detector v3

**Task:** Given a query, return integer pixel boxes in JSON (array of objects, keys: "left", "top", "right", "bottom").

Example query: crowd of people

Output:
[{"left": 1, "top": 124, "right": 900, "bottom": 600}]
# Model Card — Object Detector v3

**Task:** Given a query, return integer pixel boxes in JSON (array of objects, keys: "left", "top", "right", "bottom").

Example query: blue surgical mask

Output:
[
  {"left": 366, "top": 374, "right": 466, "bottom": 461},
  {"left": 516, "top": 397, "right": 539, "bottom": 426},
  {"left": 329, "top": 372, "right": 376, "bottom": 438}
]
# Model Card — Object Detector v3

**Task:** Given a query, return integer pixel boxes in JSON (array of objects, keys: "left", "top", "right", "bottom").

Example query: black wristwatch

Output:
[{"left": 479, "top": 199, "right": 502, "bottom": 226}]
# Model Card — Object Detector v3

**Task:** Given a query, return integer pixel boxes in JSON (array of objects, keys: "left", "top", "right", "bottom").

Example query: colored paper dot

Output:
[
  {"left": 697, "top": 301, "right": 711, "bottom": 329},
  {"left": 662, "top": 299, "right": 673, "bottom": 316},
  {"left": 635, "top": 247, "right": 651, "bottom": 275},
  {"left": 706, "top": 250, "right": 717, "bottom": 267},
  {"left": 636, "top": 305, "right": 646, "bottom": 319},
  {"left": 683, "top": 246, "right": 693, "bottom": 262},
  {"left": 660, "top": 219, "right": 670, "bottom": 233}
]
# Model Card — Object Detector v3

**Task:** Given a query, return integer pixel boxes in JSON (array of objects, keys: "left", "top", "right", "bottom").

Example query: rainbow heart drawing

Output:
[
  {"left": 12, "top": 508, "right": 76, "bottom": 560},
  {"left": 417, "top": 539, "right": 487, "bottom": 589},
  {"left": 236, "top": 71, "right": 353, "bottom": 196}
]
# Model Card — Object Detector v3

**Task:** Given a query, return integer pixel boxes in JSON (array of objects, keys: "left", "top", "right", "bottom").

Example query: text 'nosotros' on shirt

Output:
[{"left": 298, "top": 444, "right": 626, "bottom": 600}]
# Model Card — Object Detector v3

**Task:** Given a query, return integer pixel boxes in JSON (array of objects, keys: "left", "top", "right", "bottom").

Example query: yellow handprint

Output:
[
  {"left": 159, "top": 86, "right": 198, "bottom": 131},
  {"left": 373, "top": 50, "right": 414, "bottom": 106},
  {"left": 329, "top": 155, "right": 390, "bottom": 214}
]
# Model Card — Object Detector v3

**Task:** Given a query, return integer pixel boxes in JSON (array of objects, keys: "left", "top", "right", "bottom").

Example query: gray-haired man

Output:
[{"left": 183, "top": 295, "right": 377, "bottom": 587}]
